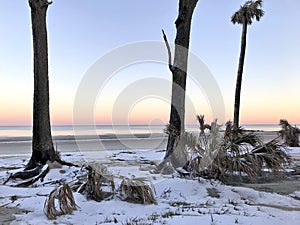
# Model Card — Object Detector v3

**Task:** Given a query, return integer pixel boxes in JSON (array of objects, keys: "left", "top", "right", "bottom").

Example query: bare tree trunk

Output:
[
  {"left": 164, "top": 0, "right": 198, "bottom": 159},
  {"left": 233, "top": 21, "right": 248, "bottom": 133},
  {"left": 26, "top": 0, "right": 55, "bottom": 169}
]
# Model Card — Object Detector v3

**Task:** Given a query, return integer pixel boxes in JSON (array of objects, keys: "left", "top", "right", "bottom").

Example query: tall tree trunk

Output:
[
  {"left": 233, "top": 21, "right": 248, "bottom": 133},
  {"left": 26, "top": 0, "right": 55, "bottom": 169},
  {"left": 164, "top": 0, "right": 198, "bottom": 159}
]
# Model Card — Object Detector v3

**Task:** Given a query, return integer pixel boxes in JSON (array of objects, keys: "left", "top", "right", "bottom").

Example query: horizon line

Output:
[{"left": 0, "top": 123, "right": 289, "bottom": 127}]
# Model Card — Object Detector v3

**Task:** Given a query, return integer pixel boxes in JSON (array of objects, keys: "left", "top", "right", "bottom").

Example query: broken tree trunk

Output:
[{"left": 163, "top": 0, "right": 198, "bottom": 160}]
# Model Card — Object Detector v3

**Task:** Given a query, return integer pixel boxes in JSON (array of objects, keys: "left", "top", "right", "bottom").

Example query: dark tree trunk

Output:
[
  {"left": 233, "top": 21, "right": 248, "bottom": 133},
  {"left": 26, "top": 0, "right": 55, "bottom": 169},
  {"left": 164, "top": 0, "right": 198, "bottom": 159}
]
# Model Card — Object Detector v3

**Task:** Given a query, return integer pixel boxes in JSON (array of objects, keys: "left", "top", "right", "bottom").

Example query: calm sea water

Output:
[{"left": 0, "top": 124, "right": 290, "bottom": 138}]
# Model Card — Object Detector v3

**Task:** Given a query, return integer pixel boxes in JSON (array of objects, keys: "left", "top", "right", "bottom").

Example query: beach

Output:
[
  {"left": 0, "top": 128, "right": 281, "bottom": 155},
  {"left": 1, "top": 130, "right": 300, "bottom": 224},
  {"left": 0, "top": 133, "right": 168, "bottom": 155}
]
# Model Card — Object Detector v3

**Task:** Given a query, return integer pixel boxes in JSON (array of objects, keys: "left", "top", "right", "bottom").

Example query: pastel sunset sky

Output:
[{"left": 0, "top": 0, "right": 299, "bottom": 126}]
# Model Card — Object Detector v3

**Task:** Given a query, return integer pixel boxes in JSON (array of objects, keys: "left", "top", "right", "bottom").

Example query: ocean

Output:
[{"left": 0, "top": 124, "right": 288, "bottom": 138}]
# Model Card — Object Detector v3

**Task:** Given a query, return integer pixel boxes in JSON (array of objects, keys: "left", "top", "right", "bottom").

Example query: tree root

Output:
[
  {"left": 13, "top": 165, "right": 50, "bottom": 187},
  {"left": 55, "top": 155, "right": 79, "bottom": 168},
  {"left": 4, "top": 153, "right": 78, "bottom": 187},
  {"left": 3, "top": 165, "right": 44, "bottom": 185}
]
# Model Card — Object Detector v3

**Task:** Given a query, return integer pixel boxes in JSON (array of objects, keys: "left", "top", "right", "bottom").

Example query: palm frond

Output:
[
  {"left": 119, "top": 178, "right": 156, "bottom": 204},
  {"left": 83, "top": 164, "right": 115, "bottom": 202},
  {"left": 170, "top": 116, "right": 291, "bottom": 182},
  {"left": 279, "top": 119, "right": 300, "bottom": 147},
  {"left": 250, "top": 139, "right": 291, "bottom": 171},
  {"left": 44, "top": 184, "right": 77, "bottom": 220},
  {"left": 196, "top": 115, "right": 212, "bottom": 135},
  {"left": 196, "top": 114, "right": 205, "bottom": 134},
  {"left": 164, "top": 123, "right": 180, "bottom": 137}
]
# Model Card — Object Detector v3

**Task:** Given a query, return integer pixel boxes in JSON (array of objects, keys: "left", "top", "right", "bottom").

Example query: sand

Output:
[
  {"left": 0, "top": 131, "right": 280, "bottom": 155},
  {"left": 0, "top": 206, "right": 29, "bottom": 225},
  {"left": 1, "top": 131, "right": 299, "bottom": 224},
  {"left": 0, "top": 133, "right": 168, "bottom": 155}
]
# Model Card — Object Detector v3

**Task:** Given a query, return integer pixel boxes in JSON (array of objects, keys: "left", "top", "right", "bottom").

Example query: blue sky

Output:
[{"left": 0, "top": 0, "right": 299, "bottom": 125}]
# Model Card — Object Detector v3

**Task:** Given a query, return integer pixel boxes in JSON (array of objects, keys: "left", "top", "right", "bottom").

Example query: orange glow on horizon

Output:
[{"left": 1, "top": 97, "right": 299, "bottom": 126}]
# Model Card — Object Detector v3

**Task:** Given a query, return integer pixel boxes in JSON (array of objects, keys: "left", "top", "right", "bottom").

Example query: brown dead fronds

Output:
[
  {"left": 213, "top": 123, "right": 290, "bottom": 180},
  {"left": 83, "top": 164, "right": 115, "bottom": 202},
  {"left": 44, "top": 183, "right": 77, "bottom": 220},
  {"left": 164, "top": 123, "right": 181, "bottom": 138},
  {"left": 250, "top": 139, "right": 291, "bottom": 172},
  {"left": 119, "top": 178, "right": 156, "bottom": 204},
  {"left": 181, "top": 118, "right": 291, "bottom": 182},
  {"left": 196, "top": 114, "right": 211, "bottom": 134},
  {"left": 279, "top": 119, "right": 300, "bottom": 147}
]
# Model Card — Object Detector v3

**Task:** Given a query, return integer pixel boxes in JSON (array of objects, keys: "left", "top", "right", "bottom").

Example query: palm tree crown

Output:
[{"left": 231, "top": 0, "right": 264, "bottom": 25}]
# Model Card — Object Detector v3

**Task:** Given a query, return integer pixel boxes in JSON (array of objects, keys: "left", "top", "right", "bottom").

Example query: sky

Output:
[{"left": 0, "top": 0, "right": 299, "bottom": 126}]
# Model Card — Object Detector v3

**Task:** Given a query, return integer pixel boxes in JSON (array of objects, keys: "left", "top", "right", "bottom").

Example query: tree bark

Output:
[
  {"left": 164, "top": 0, "right": 198, "bottom": 159},
  {"left": 233, "top": 21, "right": 248, "bottom": 133},
  {"left": 26, "top": 0, "right": 55, "bottom": 169}
]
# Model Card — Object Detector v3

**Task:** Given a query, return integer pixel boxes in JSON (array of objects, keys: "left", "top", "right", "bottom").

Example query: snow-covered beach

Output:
[{"left": 0, "top": 131, "right": 300, "bottom": 225}]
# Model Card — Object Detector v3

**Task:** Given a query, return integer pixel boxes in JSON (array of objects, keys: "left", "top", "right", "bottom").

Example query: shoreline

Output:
[
  {"left": 0, "top": 133, "right": 168, "bottom": 155},
  {"left": 0, "top": 132, "right": 167, "bottom": 142},
  {"left": 0, "top": 131, "right": 282, "bottom": 155},
  {"left": 0, "top": 130, "right": 280, "bottom": 142},
  {"left": 0, "top": 131, "right": 278, "bottom": 156}
]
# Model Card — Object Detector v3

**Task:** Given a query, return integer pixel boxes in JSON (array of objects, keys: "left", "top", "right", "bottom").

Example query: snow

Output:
[
  {"left": 0, "top": 149, "right": 300, "bottom": 225},
  {"left": 288, "top": 147, "right": 300, "bottom": 154}
]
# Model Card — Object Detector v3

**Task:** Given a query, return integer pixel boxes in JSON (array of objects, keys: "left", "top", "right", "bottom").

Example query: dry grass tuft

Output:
[
  {"left": 44, "top": 184, "right": 77, "bottom": 220},
  {"left": 119, "top": 178, "right": 156, "bottom": 204}
]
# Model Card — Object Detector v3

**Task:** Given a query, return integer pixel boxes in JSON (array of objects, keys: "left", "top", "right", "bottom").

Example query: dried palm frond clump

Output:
[
  {"left": 183, "top": 119, "right": 223, "bottom": 177},
  {"left": 250, "top": 139, "right": 291, "bottom": 172},
  {"left": 44, "top": 184, "right": 77, "bottom": 220},
  {"left": 74, "top": 164, "right": 155, "bottom": 205},
  {"left": 181, "top": 118, "right": 291, "bottom": 182},
  {"left": 279, "top": 119, "right": 300, "bottom": 147},
  {"left": 119, "top": 178, "right": 156, "bottom": 204},
  {"left": 213, "top": 122, "right": 290, "bottom": 180},
  {"left": 83, "top": 164, "right": 115, "bottom": 202}
]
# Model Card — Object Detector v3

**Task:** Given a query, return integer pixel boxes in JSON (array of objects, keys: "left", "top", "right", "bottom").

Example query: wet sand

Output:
[{"left": 0, "top": 133, "right": 168, "bottom": 155}]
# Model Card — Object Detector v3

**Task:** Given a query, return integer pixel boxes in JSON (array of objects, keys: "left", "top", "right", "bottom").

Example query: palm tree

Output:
[
  {"left": 26, "top": 0, "right": 56, "bottom": 169},
  {"left": 232, "top": 0, "right": 264, "bottom": 132},
  {"left": 163, "top": 0, "right": 198, "bottom": 159}
]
